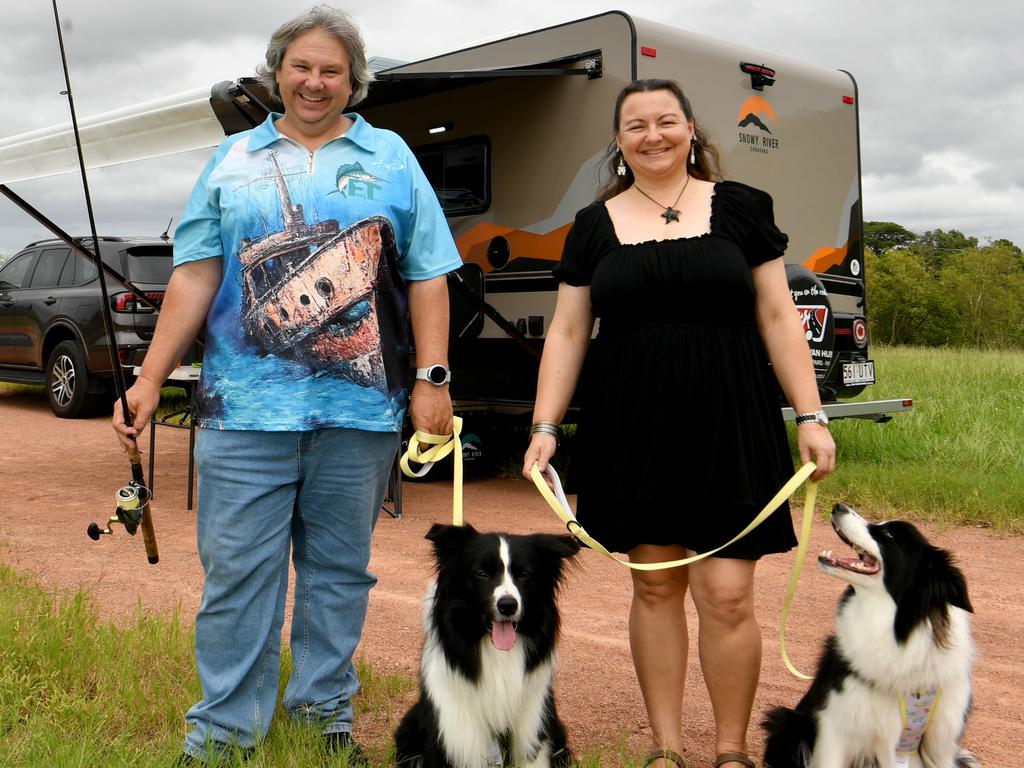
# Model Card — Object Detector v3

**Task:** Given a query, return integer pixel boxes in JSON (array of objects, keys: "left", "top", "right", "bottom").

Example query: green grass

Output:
[
  {"left": 801, "top": 345, "right": 1024, "bottom": 532},
  {"left": 0, "top": 566, "right": 192, "bottom": 766},
  {"left": 0, "top": 564, "right": 415, "bottom": 767}
]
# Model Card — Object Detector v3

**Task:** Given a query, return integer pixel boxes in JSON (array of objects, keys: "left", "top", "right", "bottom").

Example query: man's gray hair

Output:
[{"left": 256, "top": 5, "right": 373, "bottom": 107}]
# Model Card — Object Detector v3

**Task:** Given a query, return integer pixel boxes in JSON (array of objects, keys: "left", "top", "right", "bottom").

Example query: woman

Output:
[
  {"left": 523, "top": 80, "right": 835, "bottom": 768},
  {"left": 113, "top": 6, "right": 460, "bottom": 765}
]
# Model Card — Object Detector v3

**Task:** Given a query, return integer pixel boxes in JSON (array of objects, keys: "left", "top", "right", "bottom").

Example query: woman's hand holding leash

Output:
[
  {"left": 523, "top": 432, "right": 559, "bottom": 488},
  {"left": 797, "top": 423, "right": 836, "bottom": 482}
]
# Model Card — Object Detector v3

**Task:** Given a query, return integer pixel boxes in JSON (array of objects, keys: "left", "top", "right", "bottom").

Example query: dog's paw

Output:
[{"left": 957, "top": 749, "right": 981, "bottom": 768}]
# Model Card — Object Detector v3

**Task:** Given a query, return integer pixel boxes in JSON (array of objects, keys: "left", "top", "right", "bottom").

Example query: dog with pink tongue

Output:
[{"left": 395, "top": 523, "right": 579, "bottom": 767}]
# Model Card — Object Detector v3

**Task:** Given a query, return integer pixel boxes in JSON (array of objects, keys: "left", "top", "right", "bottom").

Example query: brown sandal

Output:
[
  {"left": 643, "top": 749, "right": 688, "bottom": 767},
  {"left": 713, "top": 752, "right": 756, "bottom": 768}
]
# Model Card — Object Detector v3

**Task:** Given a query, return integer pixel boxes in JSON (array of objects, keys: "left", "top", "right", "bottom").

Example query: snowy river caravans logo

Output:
[{"left": 737, "top": 95, "right": 780, "bottom": 155}]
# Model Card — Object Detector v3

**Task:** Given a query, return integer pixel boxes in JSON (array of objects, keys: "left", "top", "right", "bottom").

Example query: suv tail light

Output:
[
  {"left": 852, "top": 317, "right": 867, "bottom": 347},
  {"left": 112, "top": 291, "right": 163, "bottom": 313}
]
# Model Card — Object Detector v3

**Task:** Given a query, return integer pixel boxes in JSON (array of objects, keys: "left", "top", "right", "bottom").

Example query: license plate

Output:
[{"left": 842, "top": 360, "right": 875, "bottom": 386}]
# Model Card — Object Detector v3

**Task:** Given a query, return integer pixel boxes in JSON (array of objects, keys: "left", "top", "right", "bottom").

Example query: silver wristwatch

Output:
[
  {"left": 415, "top": 364, "right": 451, "bottom": 386},
  {"left": 794, "top": 410, "right": 829, "bottom": 426}
]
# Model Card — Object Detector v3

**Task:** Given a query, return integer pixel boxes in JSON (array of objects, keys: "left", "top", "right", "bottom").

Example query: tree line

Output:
[{"left": 863, "top": 222, "right": 1024, "bottom": 349}]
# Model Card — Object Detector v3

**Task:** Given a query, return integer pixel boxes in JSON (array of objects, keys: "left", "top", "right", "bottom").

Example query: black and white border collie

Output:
[
  {"left": 394, "top": 523, "right": 580, "bottom": 768},
  {"left": 763, "top": 503, "right": 977, "bottom": 768}
]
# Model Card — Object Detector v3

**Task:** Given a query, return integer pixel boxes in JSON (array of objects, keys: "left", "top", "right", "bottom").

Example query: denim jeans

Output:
[{"left": 182, "top": 426, "right": 399, "bottom": 758}]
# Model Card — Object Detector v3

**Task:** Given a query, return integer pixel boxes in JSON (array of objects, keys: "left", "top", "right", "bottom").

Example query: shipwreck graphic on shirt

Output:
[
  {"left": 176, "top": 114, "right": 461, "bottom": 432},
  {"left": 237, "top": 152, "right": 398, "bottom": 393},
  {"left": 191, "top": 147, "right": 413, "bottom": 431}
]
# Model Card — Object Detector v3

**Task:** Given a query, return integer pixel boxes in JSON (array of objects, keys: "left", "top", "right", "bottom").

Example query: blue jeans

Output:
[{"left": 182, "top": 427, "right": 398, "bottom": 758}]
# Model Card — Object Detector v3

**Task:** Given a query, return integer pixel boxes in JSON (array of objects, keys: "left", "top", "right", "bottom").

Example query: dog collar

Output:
[{"left": 895, "top": 688, "right": 940, "bottom": 761}]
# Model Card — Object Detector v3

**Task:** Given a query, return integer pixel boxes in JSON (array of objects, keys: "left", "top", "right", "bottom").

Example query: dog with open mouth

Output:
[
  {"left": 394, "top": 522, "right": 580, "bottom": 768},
  {"left": 762, "top": 503, "right": 977, "bottom": 768}
]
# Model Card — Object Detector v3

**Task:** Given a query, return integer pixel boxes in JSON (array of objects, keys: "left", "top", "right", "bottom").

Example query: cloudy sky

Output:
[{"left": 0, "top": 0, "right": 1019, "bottom": 256}]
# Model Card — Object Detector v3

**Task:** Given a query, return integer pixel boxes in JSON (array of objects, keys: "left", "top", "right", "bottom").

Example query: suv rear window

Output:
[
  {"left": 75, "top": 245, "right": 124, "bottom": 284},
  {"left": 123, "top": 245, "right": 173, "bottom": 282}
]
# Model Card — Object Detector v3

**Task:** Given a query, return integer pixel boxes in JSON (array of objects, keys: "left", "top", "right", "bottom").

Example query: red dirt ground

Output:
[{"left": 1, "top": 387, "right": 1021, "bottom": 766}]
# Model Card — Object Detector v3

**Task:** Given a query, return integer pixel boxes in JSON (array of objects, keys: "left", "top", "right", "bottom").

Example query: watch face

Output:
[{"left": 427, "top": 365, "right": 448, "bottom": 384}]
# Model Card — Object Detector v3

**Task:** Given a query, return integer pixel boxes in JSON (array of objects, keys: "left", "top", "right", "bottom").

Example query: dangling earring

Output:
[
  {"left": 616, "top": 148, "right": 627, "bottom": 177},
  {"left": 689, "top": 138, "right": 697, "bottom": 166}
]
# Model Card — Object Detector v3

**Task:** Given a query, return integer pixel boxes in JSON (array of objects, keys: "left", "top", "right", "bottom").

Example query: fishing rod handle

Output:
[
  {"left": 129, "top": 451, "right": 160, "bottom": 564},
  {"left": 141, "top": 507, "right": 159, "bottom": 564}
]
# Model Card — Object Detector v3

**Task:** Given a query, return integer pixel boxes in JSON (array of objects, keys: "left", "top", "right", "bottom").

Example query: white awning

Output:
[{"left": 0, "top": 87, "right": 224, "bottom": 184}]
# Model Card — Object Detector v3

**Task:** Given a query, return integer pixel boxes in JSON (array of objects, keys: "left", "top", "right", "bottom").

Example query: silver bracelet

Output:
[{"left": 530, "top": 421, "right": 563, "bottom": 445}]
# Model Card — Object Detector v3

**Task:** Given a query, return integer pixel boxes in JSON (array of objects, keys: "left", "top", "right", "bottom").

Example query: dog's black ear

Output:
[
  {"left": 425, "top": 522, "right": 478, "bottom": 549},
  {"left": 534, "top": 533, "right": 582, "bottom": 559},
  {"left": 555, "top": 534, "right": 582, "bottom": 558},
  {"left": 933, "top": 548, "right": 973, "bottom": 614},
  {"left": 896, "top": 544, "right": 974, "bottom": 645}
]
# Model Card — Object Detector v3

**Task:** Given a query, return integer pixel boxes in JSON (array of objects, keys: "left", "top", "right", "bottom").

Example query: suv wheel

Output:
[{"left": 46, "top": 340, "right": 99, "bottom": 418}]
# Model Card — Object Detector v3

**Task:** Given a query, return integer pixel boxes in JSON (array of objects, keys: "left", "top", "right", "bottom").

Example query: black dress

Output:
[{"left": 554, "top": 181, "right": 797, "bottom": 559}]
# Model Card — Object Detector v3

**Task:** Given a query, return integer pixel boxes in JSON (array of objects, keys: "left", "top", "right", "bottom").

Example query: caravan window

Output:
[{"left": 413, "top": 136, "right": 490, "bottom": 217}]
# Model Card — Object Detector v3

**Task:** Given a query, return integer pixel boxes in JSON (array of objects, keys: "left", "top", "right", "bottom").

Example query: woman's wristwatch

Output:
[{"left": 794, "top": 410, "right": 829, "bottom": 426}]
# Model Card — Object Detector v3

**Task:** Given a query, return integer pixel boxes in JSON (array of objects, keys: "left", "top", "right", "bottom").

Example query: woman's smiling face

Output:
[{"left": 616, "top": 89, "right": 694, "bottom": 180}]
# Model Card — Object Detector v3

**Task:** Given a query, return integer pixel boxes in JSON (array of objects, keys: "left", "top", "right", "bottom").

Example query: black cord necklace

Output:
[{"left": 634, "top": 174, "right": 690, "bottom": 224}]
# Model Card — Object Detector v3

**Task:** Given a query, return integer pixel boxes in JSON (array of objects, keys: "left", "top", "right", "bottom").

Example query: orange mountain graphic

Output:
[
  {"left": 802, "top": 242, "right": 849, "bottom": 274},
  {"left": 737, "top": 96, "right": 777, "bottom": 132}
]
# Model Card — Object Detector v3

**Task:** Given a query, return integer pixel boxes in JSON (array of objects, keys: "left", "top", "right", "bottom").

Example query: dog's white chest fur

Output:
[{"left": 836, "top": 591, "right": 971, "bottom": 691}]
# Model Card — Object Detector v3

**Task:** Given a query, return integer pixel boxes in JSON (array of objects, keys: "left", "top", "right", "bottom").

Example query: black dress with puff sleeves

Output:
[{"left": 554, "top": 181, "right": 798, "bottom": 559}]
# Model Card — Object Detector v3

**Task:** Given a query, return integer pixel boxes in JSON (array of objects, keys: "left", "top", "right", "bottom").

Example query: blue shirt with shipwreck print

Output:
[{"left": 174, "top": 113, "right": 461, "bottom": 432}]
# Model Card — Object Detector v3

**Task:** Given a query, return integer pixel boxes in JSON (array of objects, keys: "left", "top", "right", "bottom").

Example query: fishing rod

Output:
[{"left": 48, "top": 0, "right": 158, "bottom": 563}]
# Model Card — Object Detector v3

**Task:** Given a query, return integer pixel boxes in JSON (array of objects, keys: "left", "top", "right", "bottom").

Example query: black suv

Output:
[{"left": 0, "top": 236, "right": 172, "bottom": 418}]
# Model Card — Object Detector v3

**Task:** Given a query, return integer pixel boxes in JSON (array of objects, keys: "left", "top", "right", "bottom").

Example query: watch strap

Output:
[{"left": 795, "top": 410, "right": 828, "bottom": 426}]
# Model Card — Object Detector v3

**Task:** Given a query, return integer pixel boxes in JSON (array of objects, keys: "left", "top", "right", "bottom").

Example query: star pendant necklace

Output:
[{"left": 634, "top": 174, "right": 690, "bottom": 224}]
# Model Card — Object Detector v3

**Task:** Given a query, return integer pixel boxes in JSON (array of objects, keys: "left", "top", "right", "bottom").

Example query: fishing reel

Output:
[{"left": 87, "top": 482, "right": 151, "bottom": 540}]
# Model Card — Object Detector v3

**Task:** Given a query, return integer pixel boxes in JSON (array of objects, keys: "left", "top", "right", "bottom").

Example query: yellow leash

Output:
[
  {"left": 529, "top": 461, "right": 817, "bottom": 680},
  {"left": 779, "top": 476, "right": 817, "bottom": 680},
  {"left": 400, "top": 416, "right": 464, "bottom": 526}
]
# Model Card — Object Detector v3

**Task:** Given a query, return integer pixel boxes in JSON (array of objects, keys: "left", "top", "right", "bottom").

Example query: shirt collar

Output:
[{"left": 246, "top": 112, "right": 376, "bottom": 153}]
